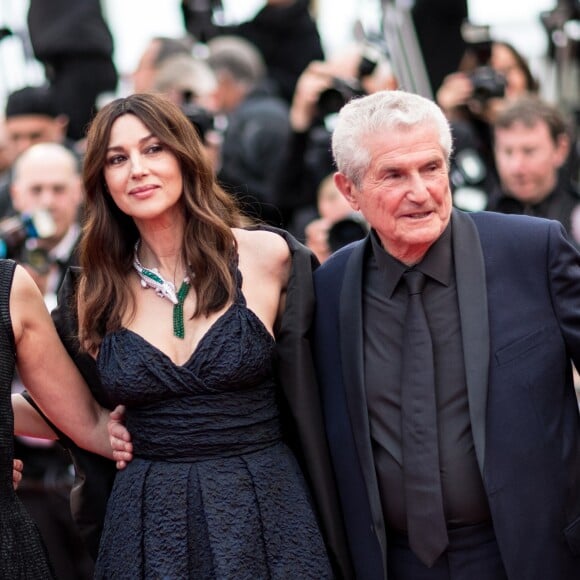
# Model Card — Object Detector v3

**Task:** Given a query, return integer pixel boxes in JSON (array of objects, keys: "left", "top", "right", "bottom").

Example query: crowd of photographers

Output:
[{"left": 0, "top": 0, "right": 579, "bottom": 577}]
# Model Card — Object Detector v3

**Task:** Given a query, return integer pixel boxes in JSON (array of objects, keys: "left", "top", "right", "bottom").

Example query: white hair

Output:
[{"left": 331, "top": 90, "right": 453, "bottom": 187}]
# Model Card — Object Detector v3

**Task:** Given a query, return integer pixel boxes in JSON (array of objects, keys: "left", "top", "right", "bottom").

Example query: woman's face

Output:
[
  {"left": 103, "top": 114, "right": 184, "bottom": 225},
  {"left": 491, "top": 43, "right": 530, "bottom": 100}
]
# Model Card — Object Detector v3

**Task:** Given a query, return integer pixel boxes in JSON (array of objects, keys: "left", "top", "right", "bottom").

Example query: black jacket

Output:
[{"left": 486, "top": 182, "right": 580, "bottom": 246}]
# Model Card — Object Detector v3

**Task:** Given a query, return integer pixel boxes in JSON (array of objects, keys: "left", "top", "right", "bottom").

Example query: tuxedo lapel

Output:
[
  {"left": 451, "top": 210, "right": 489, "bottom": 472},
  {"left": 339, "top": 238, "right": 387, "bottom": 550}
]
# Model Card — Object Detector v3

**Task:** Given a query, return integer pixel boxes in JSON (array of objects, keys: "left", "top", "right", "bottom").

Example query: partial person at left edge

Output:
[
  {"left": 2, "top": 259, "right": 122, "bottom": 578},
  {"left": 9, "top": 142, "right": 94, "bottom": 579}
]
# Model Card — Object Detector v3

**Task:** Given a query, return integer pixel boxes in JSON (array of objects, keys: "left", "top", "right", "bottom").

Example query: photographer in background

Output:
[
  {"left": 9, "top": 143, "right": 83, "bottom": 303},
  {"left": 0, "top": 85, "right": 79, "bottom": 220},
  {"left": 205, "top": 35, "right": 291, "bottom": 225},
  {"left": 150, "top": 53, "right": 223, "bottom": 172},
  {"left": 436, "top": 28, "right": 539, "bottom": 211},
  {"left": 276, "top": 42, "right": 397, "bottom": 236},
  {"left": 181, "top": 0, "right": 324, "bottom": 104},
  {"left": 437, "top": 40, "right": 538, "bottom": 122},
  {"left": 8, "top": 142, "right": 93, "bottom": 579},
  {"left": 487, "top": 95, "right": 580, "bottom": 245},
  {"left": 131, "top": 36, "right": 194, "bottom": 95},
  {"left": 304, "top": 173, "right": 368, "bottom": 263}
]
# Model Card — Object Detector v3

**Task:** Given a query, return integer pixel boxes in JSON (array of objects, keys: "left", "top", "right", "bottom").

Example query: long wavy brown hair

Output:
[{"left": 79, "top": 92, "right": 246, "bottom": 352}]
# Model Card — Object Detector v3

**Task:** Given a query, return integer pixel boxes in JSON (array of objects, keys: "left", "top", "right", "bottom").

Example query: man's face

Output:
[
  {"left": 494, "top": 120, "right": 568, "bottom": 205},
  {"left": 11, "top": 153, "right": 82, "bottom": 245},
  {"left": 5, "top": 115, "right": 67, "bottom": 156},
  {"left": 334, "top": 124, "right": 452, "bottom": 265}
]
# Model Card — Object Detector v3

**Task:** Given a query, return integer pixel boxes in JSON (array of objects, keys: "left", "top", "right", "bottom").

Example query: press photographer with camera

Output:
[
  {"left": 304, "top": 173, "right": 368, "bottom": 263},
  {"left": 436, "top": 27, "right": 540, "bottom": 211},
  {"left": 275, "top": 42, "right": 398, "bottom": 236},
  {"left": 181, "top": 0, "right": 324, "bottom": 105},
  {"left": 437, "top": 39, "right": 538, "bottom": 122},
  {"left": 8, "top": 143, "right": 83, "bottom": 301}
]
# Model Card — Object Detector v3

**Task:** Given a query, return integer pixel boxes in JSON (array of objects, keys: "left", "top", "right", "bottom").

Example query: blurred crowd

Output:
[{"left": 0, "top": 0, "right": 579, "bottom": 577}]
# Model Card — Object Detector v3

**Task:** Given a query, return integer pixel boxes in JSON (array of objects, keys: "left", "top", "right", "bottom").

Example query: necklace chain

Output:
[{"left": 132, "top": 240, "right": 191, "bottom": 339}]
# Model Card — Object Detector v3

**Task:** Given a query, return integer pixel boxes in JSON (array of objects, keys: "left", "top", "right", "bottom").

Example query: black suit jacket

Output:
[{"left": 313, "top": 209, "right": 580, "bottom": 579}]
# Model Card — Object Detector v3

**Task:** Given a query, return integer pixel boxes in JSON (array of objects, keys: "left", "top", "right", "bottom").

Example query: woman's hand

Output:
[{"left": 108, "top": 405, "right": 133, "bottom": 469}]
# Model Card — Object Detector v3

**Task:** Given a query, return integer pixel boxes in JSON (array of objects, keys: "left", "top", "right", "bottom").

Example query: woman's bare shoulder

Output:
[
  {"left": 234, "top": 228, "right": 290, "bottom": 262},
  {"left": 234, "top": 228, "right": 291, "bottom": 283},
  {"left": 10, "top": 265, "right": 50, "bottom": 343}
]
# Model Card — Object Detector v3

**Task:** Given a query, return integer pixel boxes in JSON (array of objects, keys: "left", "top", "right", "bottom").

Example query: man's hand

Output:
[
  {"left": 13, "top": 459, "right": 23, "bottom": 490},
  {"left": 108, "top": 405, "right": 133, "bottom": 470}
]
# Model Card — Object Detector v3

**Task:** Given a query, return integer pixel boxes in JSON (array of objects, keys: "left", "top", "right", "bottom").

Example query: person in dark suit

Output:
[{"left": 311, "top": 89, "right": 580, "bottom": 579}]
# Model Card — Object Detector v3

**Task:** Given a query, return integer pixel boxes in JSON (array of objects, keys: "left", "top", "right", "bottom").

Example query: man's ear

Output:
[
  {"left": 554, "top": 133, "right": 570, "bottom": 169},
  {"left": 334, "top": 172, "right": 360, "bottom": 211}
]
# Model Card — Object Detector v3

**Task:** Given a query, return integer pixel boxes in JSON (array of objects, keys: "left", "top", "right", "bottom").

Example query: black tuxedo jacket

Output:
[{"left": 313, "top": 209, "right": 580, "bottom": 579}]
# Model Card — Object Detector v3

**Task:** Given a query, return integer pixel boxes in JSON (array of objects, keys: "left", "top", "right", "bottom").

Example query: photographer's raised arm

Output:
[{"left": 10, "top": 264, "right": 122, "bottom": 460}]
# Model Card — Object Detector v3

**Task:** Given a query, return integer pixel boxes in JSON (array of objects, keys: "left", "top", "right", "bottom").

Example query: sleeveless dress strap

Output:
[
  {"left": 234, "top": 267, "right": 246, "bottom": 306},
  {"left": 0, "top": 259, "right": 17, "bottom": 357},
  {"left": 228, "top": 251, "right": 247, "bottom": 306}
]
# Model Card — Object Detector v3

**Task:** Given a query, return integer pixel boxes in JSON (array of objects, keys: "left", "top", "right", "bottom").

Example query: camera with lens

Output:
[
  {"left": 181, "top": 101, "right": 215, "bottom": 143},
  {"left": 461, "top": 21, "right": 506, "bottom": 103},
  {"left": 317, "top": 78, "right": 367, "bottom": 119},
  {"left": 316, "top": 39, "right": 386, "bottom": 118},
  {"left": 0, "top": 210, "right": 56, "bottom": 272},
  {"left": 469, "top": 66, "right": 506, "bottom": 103},
  {"left": 182, "top": 0, "right": 224, "bottom": 42},
  {"left": 327, "top": 214, "right": 369, "bottom": 253}
]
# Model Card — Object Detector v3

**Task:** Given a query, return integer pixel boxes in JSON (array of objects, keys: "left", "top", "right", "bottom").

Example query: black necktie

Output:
[{"left": 401, "top": 269, "right": 449, "bottom": 567}]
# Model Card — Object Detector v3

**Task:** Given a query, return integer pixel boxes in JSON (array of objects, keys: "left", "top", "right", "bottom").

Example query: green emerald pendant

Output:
[{"left": 173, "top": 280, "right": 191, "bottom": 339}]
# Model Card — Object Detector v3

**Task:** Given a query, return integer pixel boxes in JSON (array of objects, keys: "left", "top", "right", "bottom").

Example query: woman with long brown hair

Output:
[{"left": 77, "top": 92, "right": 333, "bottom": 578}]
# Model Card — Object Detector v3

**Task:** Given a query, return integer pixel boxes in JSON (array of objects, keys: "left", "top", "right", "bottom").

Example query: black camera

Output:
[
  {"left": 317, "top": 78, "right": 367, "bottom": 118},
  {"left": 469, "top": 66, "right": 506, "bottom": 102},
  {"left": 460, "top": 21, "right": 506, "bottom": 103},
  {"left": 316, "top": 39, "right": 386, "bottom": 118},
  {"left": 327, "top": 214, "right": 369, "bottom": 253},
  {"left": 181, "top": 102, "right": 215, "bottom": 143},
  {"left": 0, "top": 210, "right": 56, "bottom": 271}
]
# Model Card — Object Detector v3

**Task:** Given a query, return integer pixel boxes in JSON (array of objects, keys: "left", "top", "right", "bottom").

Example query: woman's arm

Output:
[{"left": 10, "top": 265, "right": 129, "bottom": 461}]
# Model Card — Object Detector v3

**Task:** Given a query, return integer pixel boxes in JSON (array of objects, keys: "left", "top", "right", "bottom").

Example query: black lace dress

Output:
[
  {"left": 0, "top": 259, "right": 55, "bottom": 579},
  {"left": 94, "top": 270, "right": 333, "bottom": 579}
]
